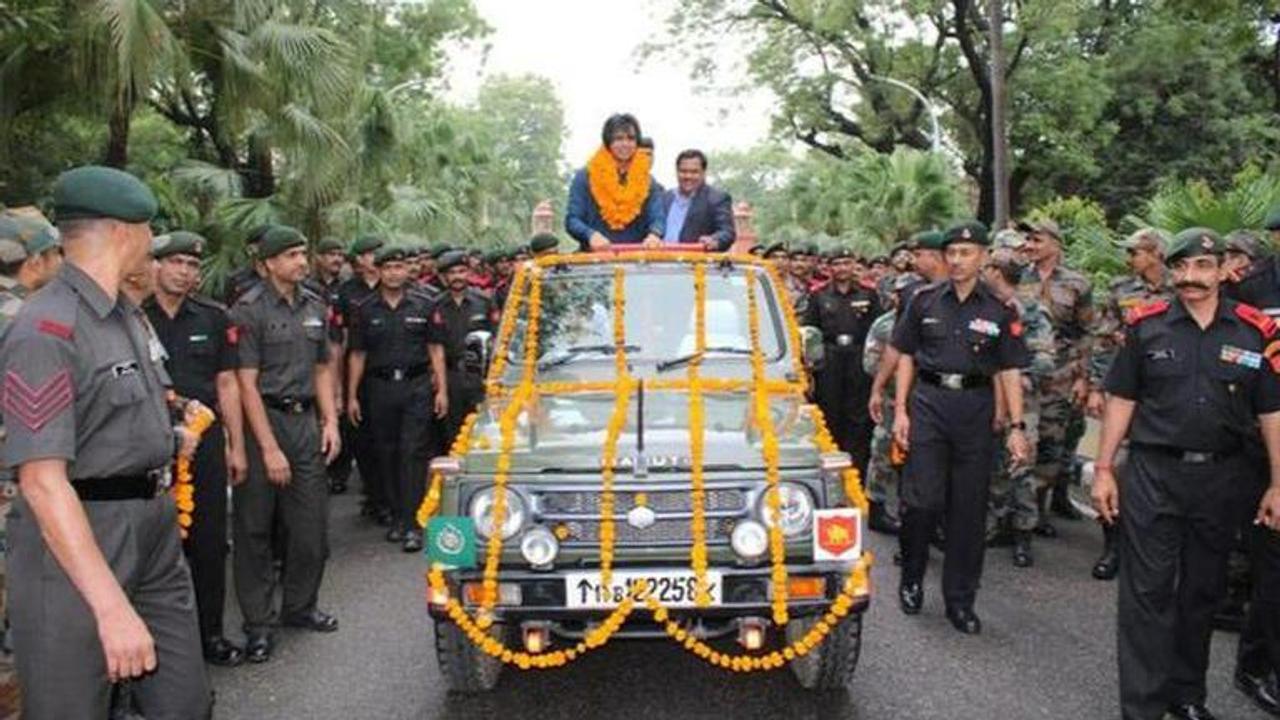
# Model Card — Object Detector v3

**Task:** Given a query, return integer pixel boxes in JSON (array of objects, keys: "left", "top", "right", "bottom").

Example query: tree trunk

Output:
[
  {"left": 242, "top": 133, "right": 276, "bottom": 198},
  {"left": 103, "top": 101, "right": 132, "bottom": 168}
]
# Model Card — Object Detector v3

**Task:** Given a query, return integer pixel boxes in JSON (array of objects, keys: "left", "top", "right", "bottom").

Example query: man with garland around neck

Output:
[{"left": 565, "top": 113, "right": 666, "bottom": 251}]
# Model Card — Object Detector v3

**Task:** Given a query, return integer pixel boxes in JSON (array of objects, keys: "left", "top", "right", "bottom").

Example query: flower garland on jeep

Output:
[
  {"left": 597, "top": 265, "right": 632, "bottom": 588},
  {"left": 688, "top": 262, "right": 711, "bottom": 606},
  {"left": 586, "top": 146, "right": 653, "bottom": 231},
  {"left": 420, "top": 252, "right": 873, "bottom": 673},
  {"left": 745, "top": 268, "right": 790, "bottom": 625}
]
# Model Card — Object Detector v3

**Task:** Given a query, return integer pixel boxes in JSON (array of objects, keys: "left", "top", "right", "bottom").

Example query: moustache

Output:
[{"left": 1174, "top": 281, "right": 1210, "bottom": 291}]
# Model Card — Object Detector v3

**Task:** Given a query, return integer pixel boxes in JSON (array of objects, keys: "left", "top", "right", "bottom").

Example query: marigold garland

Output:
[
  {"left": 586, "top": 146, "right": 653, "bottom": 231},
  {"left": 172, "top": 402, "right": 216, "bottom": 539},
  {"left": 484, "top": 267, "right": 530, "bottom": 390},
  {"left": 596, "top": 266, "right": 631, "bottom": 588},
  {"left": 746, "top": 268, "right": 789, "bottom": 625},
  {"left": 688, "top": 262, "right": 711, "bottom": 606}
]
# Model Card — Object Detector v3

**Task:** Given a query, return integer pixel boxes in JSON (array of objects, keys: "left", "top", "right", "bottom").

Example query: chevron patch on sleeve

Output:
[{"left": 3, "top": 370, "right": 73, "bottom": 430}]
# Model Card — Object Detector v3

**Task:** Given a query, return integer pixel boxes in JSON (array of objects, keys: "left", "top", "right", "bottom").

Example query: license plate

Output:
[{"left": 565, "top": 569, "right": 723, "bottom": 609}]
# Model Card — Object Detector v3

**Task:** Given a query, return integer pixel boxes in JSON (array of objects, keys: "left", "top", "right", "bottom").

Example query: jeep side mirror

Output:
[
  {"left": 464, "top": 330, "right": 494, "bottom": 378},
  {"left": 800, "top": 326, "right": 824, "bottom": 369}
]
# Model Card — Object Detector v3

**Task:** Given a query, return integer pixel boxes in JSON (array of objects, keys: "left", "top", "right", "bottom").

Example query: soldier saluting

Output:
[
  {"left": 2, "top": 166, "right": 210, "bottom": 718},
  {"left": 1093, "top": 228, "right": 1280, "bottom": 720}
]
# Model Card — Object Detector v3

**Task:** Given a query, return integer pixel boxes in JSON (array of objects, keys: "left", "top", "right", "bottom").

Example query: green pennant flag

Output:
[{"left": 427, "top": 516, "right": 477, "bottom": 568}]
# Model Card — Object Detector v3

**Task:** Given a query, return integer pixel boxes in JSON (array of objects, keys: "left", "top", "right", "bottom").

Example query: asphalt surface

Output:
[{"left": 211, "top": 492, "right": 1273, "bottom": 720}]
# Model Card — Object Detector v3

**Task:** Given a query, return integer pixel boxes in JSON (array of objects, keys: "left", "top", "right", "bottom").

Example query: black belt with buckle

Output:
[
  {"left": 68, "top": 468, "right": 170, "bottom": 501},
  {"left": 1131, "top": 442, "right": 1231, "bottom": 465},
  {"left": 827, "top": 334, "right": 857, "bottom": 349},
  {"left": 262, "top": 395, "right": 315, "bottom": 414},
  {"left": 369, "top": 364, "right": 430, "bottom": 382},
  {"left": 919, "top": 369, "right": 991, "bottom": 390}
]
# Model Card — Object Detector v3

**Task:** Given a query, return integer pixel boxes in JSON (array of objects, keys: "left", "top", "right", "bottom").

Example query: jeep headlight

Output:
[
  {"left": 757, "top": 482, "right": 814, "bottom": 538},
  {"left": 469, "top": 487, "right": 527, "bottom": 540}
]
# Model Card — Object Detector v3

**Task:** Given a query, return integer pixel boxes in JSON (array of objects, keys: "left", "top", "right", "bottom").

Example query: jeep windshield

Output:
[{"left": 500, "top": 262, "right": 789, "bottom": 385}]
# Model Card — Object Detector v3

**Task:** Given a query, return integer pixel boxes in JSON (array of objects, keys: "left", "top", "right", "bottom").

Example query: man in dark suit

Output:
[{"left": 661, "top": 149, "right": 736, "bottom": 251}]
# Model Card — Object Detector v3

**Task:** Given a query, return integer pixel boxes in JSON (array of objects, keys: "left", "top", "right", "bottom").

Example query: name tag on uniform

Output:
[
  {"left": 922, "top": 317, "right": 941, "bottom": 325},
  {"left": 968, "top": 318, "right": 1001, "bottom": 337},
  {"left": 370, "top": 318, "right": 384, "bottom": 326},
  {"left": 188, "top": 334, "right": 208, "bottom": 343},
  {"left": 469, "top": 314, "right": 485, "bottom": 323},
  {"left": 406, "top": 316, "right": 428, "bottom": 325},
  {"left": 1220, "top": 345, "right": 1262, "bottom": 369},
  {"left": 303, "top": 317, "right": 324, "bottom": 329},
  {"left": 850, "top": 300, "right": 870, "bottom": 309}
]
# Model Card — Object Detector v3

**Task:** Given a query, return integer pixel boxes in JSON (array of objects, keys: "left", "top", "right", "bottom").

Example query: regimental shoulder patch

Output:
[
  {"left": 3, "top": 370, "right": 72, "bottom": 430},
  {"left": 1235, "top": 303, "right": 1277, "bottom": 339},
  {"left": 1263, "top": 340, "right": 1280, "bottom": 374},
  {"left": 1010, "top": 320, "right": 1024, "bottom": 338},
  {"left": 1123, "top": 300, "right": 1170, "bottom": 326},
  {"left": 226, "top": 325, "right": 239, "bottom": 346},
  {"left": 36, "top": 319, "right": 72, "bottom": 340}
]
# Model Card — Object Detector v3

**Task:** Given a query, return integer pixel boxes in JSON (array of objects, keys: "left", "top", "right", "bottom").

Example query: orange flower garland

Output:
[
  {"left": 172, "top": 402, "right": 216, "bottom": 539},
  {"left": 586, "top": 146, "right": 653, "bottom": 231},
  {"left": 597, "top": 266, "right": 632, "bottom": 588},
  {"left": 688, "top": 262, "right": 711, "bottom": 606}
]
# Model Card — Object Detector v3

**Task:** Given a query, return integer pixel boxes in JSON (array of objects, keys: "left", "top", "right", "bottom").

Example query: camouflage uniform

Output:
[
  {"left": 1088, "top": 271, "right": 1172, "bottom": 389},
  {"left": 1016, "top": 264, "right": 1094, "bottom": 507},
  {"left": 862, "top": 309, "right": 899, "bottom": 518},
  {"left": 989, "top": 296, "right": 1055, "bottom": 533}
]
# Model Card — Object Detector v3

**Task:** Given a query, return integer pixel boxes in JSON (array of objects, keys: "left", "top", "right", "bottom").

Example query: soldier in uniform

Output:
[
  {"left": 890, "top": 222, "right": 1030, "bottom": 634},
  {"left": 336, "top": 235, "right": 387, "bottom": 521},
  {"left": 862, "top": 273, "right": 919, "bottom": 535},
  {"left": 983, "top": 250, "right": 1056, "bottom": 567},
  {"left": 1086, "top": 228, "right": 1172, "bottom": 581},
  {"left": 144, "top": 231, "right": 248, "bottom": 666},
  {"left": 1224, "top": 230, "right": 1264, "bottom": 278},
  {"left": 530, "top": 232, "right": 560, "bottom": 258},
  {"left": 224, "top": 225, "right": 271, "bottom": 306},
  {"left": 347, "top": 247, "right": 449, "bottom": 551},
  {"left": 430, "top": 250, "right": 499, "bottom": 446},
  {"left": 802, "top": 248, "right": 880, "bottom": 473},
  {"left": 1093, "top": 227, "right": 1280, "bottom": 720},
  {"left": 231, "top": 226, "right": 342, "bottom": 663},
  {"left": 2, "top": 166, "right": 211, "bottom": 718},
  {"left": 1015, "top": 218, "right": 1095, "bottom": 533},
  {"left": 307, "top": 237, "right": 350, "bottom": 494}
]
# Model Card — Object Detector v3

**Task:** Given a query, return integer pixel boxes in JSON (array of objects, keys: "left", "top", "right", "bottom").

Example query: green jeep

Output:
[{"left": 424, "top": 252, "right": 872, "bottom": 694}]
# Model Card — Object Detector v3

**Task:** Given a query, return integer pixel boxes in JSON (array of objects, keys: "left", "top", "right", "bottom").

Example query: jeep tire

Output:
[
  {"left": 433, "top": 618, "right": 505, "bottom": 694},
  {"left": 787, "top": 614, "right": 863, "bottom": 692}
]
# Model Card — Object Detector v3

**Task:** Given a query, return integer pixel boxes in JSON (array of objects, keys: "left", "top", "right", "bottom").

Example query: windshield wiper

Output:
[
  {"left": 537, "top": 344, "right": 640, "bottom": 371},
  {"left": 655, "top": 346, "right": 755, "bottom": 373}
]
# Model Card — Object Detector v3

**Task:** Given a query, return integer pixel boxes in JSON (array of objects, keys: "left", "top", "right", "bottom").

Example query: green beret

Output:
[
  {"left": 259, "top": 225, "right": 307, "bottom": 259},
  {"left": 870, "top": 255, "right": 889, "bottom": 265},
  {"left": 484, "top": 248, "right": 509, "bottom": 264},
  {"left": 429, "top": 243, "right": 453, "bottom": 260},
  {"left": 826, "top": 247, "right": 857, "bottom": 261},
  {"left": 529, "top": 233, "right": 559, "bottom": 253},
  {"left": 908, "top": 230, "right": 946, "bottom": 251},
  {"left": 1225, "top": 230, "right": 1263, "bottom": 259},
  {"left": 747, "top": 245, "right": 765, "bottom": 256},
  {"left": 1165, "top": 227, "right": 1224, "bottom": 266},
  {"left": 53, "top": 165, "right": 157, "bottom": 224},
  {"left": 0, "top": 207, "right": 60, "bottom": 259},
  {"left": 1265, "top": 205, "right": 1280, "bottom": 232},
  {"left": 350, "top": 234, "right": 384, "bottom": 255},
  {"left": 942, "top": 221, "right": 990, "bottom": 248},
  {"left": 790, "top": 242, "right": 818, "bottom": 257},
  {"left": 437, "top": 249, "right": 468, "bottom": 273},
  {"left": 152, "top": 230, "right": 207, "bottom": 259},
  {"left": 316, "top": 237, "right": 344, "bottom": 254},
  {"left": 762, "top": 241, "right": 788, "bottom": 258},
  {"left": 246, "top": 224, "right": 274, "bottom": 246},
  {"left": 374, "top": 245, "right": 409, "bottom": 266}
]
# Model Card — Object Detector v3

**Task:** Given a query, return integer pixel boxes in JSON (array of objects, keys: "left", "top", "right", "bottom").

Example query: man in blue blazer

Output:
[{"left": 661, "top": 149, "right": 736, "bottom": 251}]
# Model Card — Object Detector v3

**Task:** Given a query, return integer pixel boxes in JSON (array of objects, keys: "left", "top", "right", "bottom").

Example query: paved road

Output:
[{"left": 211, "top": 493, "right": 1271, "bottom": 720}]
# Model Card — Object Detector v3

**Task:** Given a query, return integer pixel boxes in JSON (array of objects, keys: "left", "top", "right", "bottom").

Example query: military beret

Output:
[
  {"left": 747, "top": 245, "right": 765, "bottom": 256},
  {"left": 437, "top": 249, "right": 468, "bottom": 273},
  {"left": 484, "top": 248, "right": 509, "bottom": 264},
  {"left": 429, "top": 243, "right": 454, "bottom": 260},
  {"left": 908, "top": 229, "right": 946, "bottom": 251},
  {"left": 1165, "top": 227, "right": 1224, "bottom": 265},
  {"left": 942, "top": 221, "right": 990, "bottom": 248},
  {"left": 1225, "top": 230, "right": 1264, "bottom": 259},
  {"left": 790, "top": 242, "right": 818, "bottom": 257},
  {"left": 1015, "top": 218, "right": 1061, "bottom": 240},
  {"left": 349, "top": 234, "right": 384, "bottom": 255},
  {"left": 52, "top": 165, "right": 157, "bottom": 224},
  {"left": 374, "top": 245, "right": 409, "bottom": 266},
  {"left": 315, "top": 237, "right": 344, "bottom": 254},
  {"left": 153, "top": 230, "right": 207, "bottom": 259},
  {"left": 259, "top": 225, "right": 308, "bottom": 259},
  {"left": 245, "top": 224, "right": 274, "bottom": 246},
  {"left": 826, "top": 247, "right": 857, "bottom": 261},
  {"left": 0, "top": 207, "right": 60, "bottom": 259},
  {"left": 870, "top": 255, "right": 889, "bottom": 266},
  {"left": 1116, "top": 227, "right": 1169, "bottom": 255},
  {"left": 529, "top": 233, "right": 560, "bottom": 253},
  {"left": 762, "top": 241, "right": 788, "bottom": 258},
  {"left": 1265, "top": 204, "right": 1280, "bottom": 231}
]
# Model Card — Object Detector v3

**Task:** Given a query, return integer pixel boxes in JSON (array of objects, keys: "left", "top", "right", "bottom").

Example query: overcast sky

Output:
[{"left": 444, "top": 0, "right": 776, "bottom": 186}]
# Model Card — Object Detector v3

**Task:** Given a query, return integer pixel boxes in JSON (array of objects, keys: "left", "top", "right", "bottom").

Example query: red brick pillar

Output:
[{"left": 530, "top": 200, "right": 555, "bottom": 236}]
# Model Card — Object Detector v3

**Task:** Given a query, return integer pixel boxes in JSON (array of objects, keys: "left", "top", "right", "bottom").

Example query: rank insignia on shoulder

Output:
[
  {"left": 1234, "top": 303, "right": 1277, "bottom": 339},
  {"left": 1123, "top": 300, "right": 1170, "bottom": 326}
]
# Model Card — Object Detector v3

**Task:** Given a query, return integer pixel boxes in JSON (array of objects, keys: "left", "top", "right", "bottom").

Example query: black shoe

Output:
[
  {"left": 1012, "top": 531, "right": 1033, "bottom": 568},
  {"left": 386, "top": 526, "right": 406, "bottom": 543},
  {"left": 899, "top": 582, "right": 923, "bottom": 615},
  {"left": 1166, "top": 703, "right": 1218, "bottom": 720},
  {"left": 1213, "top": 601, "right": 1247, "bottom": 633},
  {"left": 1050, "top": 485, "right": 1083, "bottom": 520},
  {"left": 403, "top": 531, "right": 423, "bottom": 553},
  {"left": 245, "top": 632, "right": 272, "bottom": 663},
  {"left": 203, "top": 636, "right": 244, "bottom": 667},
  {"left": 1032, "top": 520, "right": 1058, "bottom": 538},
  {"left": 945, "top": 606, "right": 982, "bottom": 635},
  {"left": 282, "top": 609, "right": 339, "bottom": 633},
  {"left": 1235, "top": 669, "right": 1280, "bottom": 717},
  {"left": 868, "top": 502, "right": 901, "bottom": 535}
]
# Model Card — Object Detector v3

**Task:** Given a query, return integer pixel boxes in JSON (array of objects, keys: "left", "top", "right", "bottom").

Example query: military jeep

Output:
[{"left": 425, "top": 252, "right": 872, "bottom": 693}]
